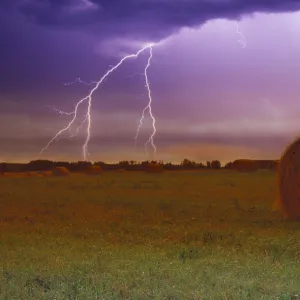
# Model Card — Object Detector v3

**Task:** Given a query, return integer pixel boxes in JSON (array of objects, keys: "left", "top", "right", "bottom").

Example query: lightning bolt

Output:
[
  {"left": 64, "top": 77, "right": 98, "bottom": 86},
  {"left": 134, "top": 46, "right": 156, "bottom": 157},
  {"left": 46, "top": 105, "right": 87, "bottom": 139},
  {"left": 69, "top": 117, "right": 88, "bottom": 138},
  {"left": 45, "top": 105, "right": 75, "bottom": 116},
  {"left": 39, "top": 44, "right": 156, "bottom": 161},
  {"left": 236, "top": 22, "right": 247, "bottom": 48}
]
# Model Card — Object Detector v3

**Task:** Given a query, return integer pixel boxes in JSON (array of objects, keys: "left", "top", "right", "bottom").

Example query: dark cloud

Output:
[{"left": 2, "top": 0, "right": 300, "bottom": 42}]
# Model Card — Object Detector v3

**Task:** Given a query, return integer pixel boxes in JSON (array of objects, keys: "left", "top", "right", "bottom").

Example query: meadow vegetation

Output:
[{"left": 0, "top": 169, "right": 300, "bottom": 299}]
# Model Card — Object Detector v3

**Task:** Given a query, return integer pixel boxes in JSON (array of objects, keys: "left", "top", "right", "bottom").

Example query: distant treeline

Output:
[
  {"left": 0, "top": 159, "right": 222, "bottom": 173},
  {"left": 0, "top": 158, "right": 279, "bottom": 173}
]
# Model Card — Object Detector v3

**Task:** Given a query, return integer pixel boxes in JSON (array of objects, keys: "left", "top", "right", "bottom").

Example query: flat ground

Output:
[{"left": 0, "top": 170, "right": 299, "bottom": 299}]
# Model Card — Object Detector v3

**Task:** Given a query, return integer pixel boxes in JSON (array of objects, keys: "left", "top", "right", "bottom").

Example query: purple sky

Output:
[{"left": 1, "top": 0, "right": 300, "bottom": 164}]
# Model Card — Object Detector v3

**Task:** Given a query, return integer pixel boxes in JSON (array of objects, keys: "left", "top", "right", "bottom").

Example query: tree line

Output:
[{"left": 0, "top": 159, "right": 231, "bottom": 173}]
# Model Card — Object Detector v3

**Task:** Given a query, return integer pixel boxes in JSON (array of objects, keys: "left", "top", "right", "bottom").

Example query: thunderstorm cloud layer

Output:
[
  {"left": 1, "top": 0, "right": 300, "bottom": 163},
  {"left": 2, "top": 0, "right": 300, "bottom": 41}
]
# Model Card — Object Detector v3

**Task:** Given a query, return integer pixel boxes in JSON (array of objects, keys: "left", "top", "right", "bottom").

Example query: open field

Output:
[{"left": 0, "top": 170, "right": 300, "bottom": 299}]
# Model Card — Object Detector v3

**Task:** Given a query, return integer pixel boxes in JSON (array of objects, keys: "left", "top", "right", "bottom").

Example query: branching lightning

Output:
[
  {"left": 64, "top": 77, "right": 98, "bottom": 86},
  {"left": 236, "top": 22, "right": 247, "bottom": 48},
  {"left": 40, "top": 44, "right": 157, "bottom": 161},
  {"left": 46, "top": 105, "right": 75, "bottom": 116},
  {"left": 46, "top": 105, "right": 86, "bottom": 139},
  {"left": 69, "top": 116, "right": 88, "bottom": 138},
  {"left": 134, "top": 46, "right": 156, "bottom": 156}
]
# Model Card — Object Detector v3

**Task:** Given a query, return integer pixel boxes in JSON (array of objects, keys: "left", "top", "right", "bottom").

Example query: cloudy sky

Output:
[{"left": 1, "top": 0, "right": 300, "bottom": 164}]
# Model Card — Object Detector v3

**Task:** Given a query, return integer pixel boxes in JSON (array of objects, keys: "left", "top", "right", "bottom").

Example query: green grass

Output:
[{"left": 0, "top": 170, "right": 300, "bottom": 299}]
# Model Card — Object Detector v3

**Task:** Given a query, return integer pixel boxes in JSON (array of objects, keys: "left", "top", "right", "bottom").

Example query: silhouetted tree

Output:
[
  {"left": 0, "top": 163, "right": 5, "bottom": 173},
  {"left": 196, "top": 162, "right": 205, "bottom": 168},
  {"left": 118, "top": 160, "right": 130, "bottom": 166},
  {"left": 28, "top": 160, "right": 54, "bottom": 171},
  {"left": 211, "top": 160, "right": 221, "bottom": 169},
  {"left": 181, "top": 158, "right": 196, "bottom": 169},
  {"left": 94, "top": 161, "right": 105, "bottom": 166},
  {"left": 76, "top": 161, "right": 92, "bottom": 171},
  {"left": 224, "top": 162, "right": 233, "bottom": 169}
]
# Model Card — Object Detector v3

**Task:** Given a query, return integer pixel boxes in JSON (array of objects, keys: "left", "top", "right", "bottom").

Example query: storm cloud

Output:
[
  {"left": 2, "top": 0, "right": 300, "bottom": 42},
  {"left": 1, "top": 0, "right": 300, "bottom": 163}
]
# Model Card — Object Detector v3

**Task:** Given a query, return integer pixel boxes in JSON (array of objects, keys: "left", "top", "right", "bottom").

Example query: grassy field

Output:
[{"left": 0, "top": 169, "right": 300, "bottom": 299}]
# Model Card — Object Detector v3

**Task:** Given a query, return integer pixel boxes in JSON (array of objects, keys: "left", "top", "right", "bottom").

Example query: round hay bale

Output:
[
  {"left": 278, "top": 137, "right": 300, "bottom": 219},
  {"left": 39, "top": 170, "right": 53, "bottom": 177},
  {"left": 25, "top": 171, "right": 40, "bottom": 177},
  {"left": 52, "top": 166, "right": 70, "bottom": 176},
  {"left": 271, "top": 198, "right": 284, "bottom": 212},
  {"left": 145, "top": 163, "right": 164, "bottom": 173},
  {"left": 86, "top": 165, "right": 103, "bottom": 175}
]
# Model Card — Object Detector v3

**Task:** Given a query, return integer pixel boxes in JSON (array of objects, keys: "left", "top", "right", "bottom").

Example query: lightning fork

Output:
[
  {"left": 134, "top": 46, "right": 157, "bottom": 157},
  {"left": 39, "top": 44, "right": 156, "bottom": 161},
  {"left": 236, "top": 22, "right": 247, "bottom": 48},
  {"left": 45, "top": 104, "right": 86, "bottom": 139},
  {"left": 46, "top": 105, "right": 75, "bottom": 116},
  {"left": 64, "top": 77, "right": 98, "bottom": 86},
  {"left": 69, "top": 116, "right": 88, "bottom": 138}
]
